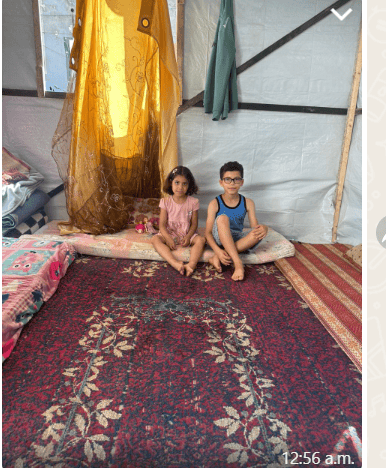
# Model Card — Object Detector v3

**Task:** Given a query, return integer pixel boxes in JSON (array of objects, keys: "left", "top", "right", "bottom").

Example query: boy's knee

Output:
[{"left": 216, "top": 214, "right": 230, "bottom": 226}]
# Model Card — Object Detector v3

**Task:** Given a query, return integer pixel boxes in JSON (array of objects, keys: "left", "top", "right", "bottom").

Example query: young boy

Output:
[{"left": 205, "top": 161, "right": 268, "bottom": 281}]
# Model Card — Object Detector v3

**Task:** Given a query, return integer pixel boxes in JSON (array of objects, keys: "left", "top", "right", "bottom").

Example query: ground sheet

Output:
[
  {"left": 2, "top": 258, "right": 362, "bottom": 468},
  {"left": 275, "top": 243, "right": 362, "bottom": 372}
]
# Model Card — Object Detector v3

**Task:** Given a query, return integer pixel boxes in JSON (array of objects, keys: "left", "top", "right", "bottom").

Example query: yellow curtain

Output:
[{"left": 52, "top": 0, "right": 180, "bottom": 235}]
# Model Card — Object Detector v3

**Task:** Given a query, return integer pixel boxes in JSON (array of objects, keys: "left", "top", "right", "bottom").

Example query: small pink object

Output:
[
  {"left": 145, "top": 222, "right": 158, "bottom": 234},
  {"left": 135, "top": 223, "right": 145, "bottom": 234}
]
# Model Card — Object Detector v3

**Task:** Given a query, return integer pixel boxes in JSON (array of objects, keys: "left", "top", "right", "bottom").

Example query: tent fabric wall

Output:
[
  {"left": 178, "top": 108, "right": 346, "bottom": 243},
  {"left": 179, "top": 0, "right": 362, "bottom": 244},
  {"left": 183, "top": 0, "right": 362, "bottom": 107},
  {"left": 2, "top": 0, "right": 362, "bottom": 245}
]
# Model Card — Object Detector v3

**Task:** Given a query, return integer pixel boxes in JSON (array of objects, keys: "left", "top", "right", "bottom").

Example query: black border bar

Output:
[
  {"left": 2, "top": 89, "right": 67, "bottom": 99},
  {"left": 183, "top": 100, "right": 350, "bottom": 115}
]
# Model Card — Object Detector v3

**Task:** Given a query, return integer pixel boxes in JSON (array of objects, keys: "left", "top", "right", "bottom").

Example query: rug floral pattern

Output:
[{"left": 3, "top": 257, "right": 362, "bottom": 468}]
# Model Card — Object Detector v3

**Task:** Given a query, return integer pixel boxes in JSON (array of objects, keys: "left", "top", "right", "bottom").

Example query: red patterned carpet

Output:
[
  {"left": 2, "top": 257, "right": 362, "bottom": 468},
  {"left": 275, "top": 243, "right": 362, "bottom": 372}
]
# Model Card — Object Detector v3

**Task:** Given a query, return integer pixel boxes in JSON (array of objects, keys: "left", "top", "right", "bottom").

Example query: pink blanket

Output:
[{"left": 2, "top": 237, "right": 76, "bottom": 361}]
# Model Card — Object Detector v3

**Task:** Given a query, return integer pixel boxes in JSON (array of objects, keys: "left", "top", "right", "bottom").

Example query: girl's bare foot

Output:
[
  {"left": 184, "top": 263, "right": 195, "bottom": 277},
  {"left": 232, "top": 266, "right": 244, "bottom": 281},
  {"left": 208, "top": 254, "right": 222, "bottom": 273},
  {"left": 171, "top": 260, "right": 185, "bottom": 275}
]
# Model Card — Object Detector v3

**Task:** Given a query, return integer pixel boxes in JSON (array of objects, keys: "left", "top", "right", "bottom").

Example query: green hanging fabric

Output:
[{"left": 204, "top": 0, "right": 238, "bottom": 121}]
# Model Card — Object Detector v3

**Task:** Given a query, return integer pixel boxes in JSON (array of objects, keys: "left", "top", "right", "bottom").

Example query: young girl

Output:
[{"left": 152, "top": 166, "right": 206, "bottom": 276}]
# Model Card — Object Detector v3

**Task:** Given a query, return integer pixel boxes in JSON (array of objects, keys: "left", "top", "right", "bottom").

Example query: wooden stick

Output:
[
  {"left": 332, "top": 27, "right": 362, "bottom": 243},
  {"left": 31, "top": 0, "right": 45, "bottom": 98},
  {"left": 176, "top": 0, "right": 185, "bottom": 105}
]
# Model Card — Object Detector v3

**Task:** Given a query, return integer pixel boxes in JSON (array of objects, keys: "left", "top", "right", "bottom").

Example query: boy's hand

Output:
[
  {"left": 252, "top": 225, "right": 268, "bottom": 241},
  {"left": 181, "top": 235, "right": 191, "bottom": 247},
  {"left": 218, "top": 249, "right": 232, "bottom": 265}
]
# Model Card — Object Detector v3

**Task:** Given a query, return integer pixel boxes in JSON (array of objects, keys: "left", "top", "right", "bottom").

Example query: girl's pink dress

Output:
[{"left": 158, "top": 196, "right": 199, "bottom": 245}]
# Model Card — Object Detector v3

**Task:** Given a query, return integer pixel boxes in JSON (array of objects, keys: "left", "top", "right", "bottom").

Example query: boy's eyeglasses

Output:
[{"left": 222, "top": 177, "right": 243, "bottom": 185}]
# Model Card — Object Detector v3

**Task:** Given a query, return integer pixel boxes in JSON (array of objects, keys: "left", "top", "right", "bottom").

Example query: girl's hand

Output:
[
  {"left": 218, "top": 249, "right": 232, "bottom": 265},
  {"left": 166, "top": 238, "right": 177, "bottom": 250},
  {"left": 181, "top": 235, "right": 191, "bottom": 247}
]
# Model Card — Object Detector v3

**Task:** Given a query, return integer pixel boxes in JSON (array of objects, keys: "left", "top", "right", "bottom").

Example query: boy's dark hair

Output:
[
  {"left": 220, "top": 161, "right": 244, "bottom": 179},
  {"left": 163, "top": 166, "right": 198, "bottom": 196}
]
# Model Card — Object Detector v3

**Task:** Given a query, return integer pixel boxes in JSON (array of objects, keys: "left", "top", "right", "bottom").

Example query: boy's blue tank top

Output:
[{"left": 215, "top": 195, "right": 247, "bottom": 232}]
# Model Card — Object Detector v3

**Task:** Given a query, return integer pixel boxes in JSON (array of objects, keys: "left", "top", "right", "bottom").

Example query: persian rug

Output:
[
  {"left": 275, "top": 243, "right": 362, "bottom": 372},
  {"left": 2, "top": 258, "right": 362, "bottom": 468}
]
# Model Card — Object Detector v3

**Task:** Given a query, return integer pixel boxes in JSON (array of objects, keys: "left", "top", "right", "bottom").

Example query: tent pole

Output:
[
  {"left": 31, "top": 0, "right": 45, "bottom": 98},
  {"left": 176, "top": 0, "right": 185, "bottom": 105},
  {"left": 332, "top": 26, "right": 362, "bottom": 243}
]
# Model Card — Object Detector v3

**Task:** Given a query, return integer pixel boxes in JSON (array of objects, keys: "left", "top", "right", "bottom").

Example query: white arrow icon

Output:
[{"left": 331, "top": 8, "right": 353, "bottom": 21}]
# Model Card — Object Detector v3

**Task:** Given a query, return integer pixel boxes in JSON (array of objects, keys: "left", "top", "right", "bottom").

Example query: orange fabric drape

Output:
[{"left": 52, "top": 0, "right": 180, "bottom": 235}]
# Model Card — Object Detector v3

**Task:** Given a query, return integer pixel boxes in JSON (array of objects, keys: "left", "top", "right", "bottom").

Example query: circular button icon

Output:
[
  {"left": 141, "top": 18, "right": 149, "bottom": 28},
  {"left": 376, "top": 216, "right": 386, "bottom": 248}
]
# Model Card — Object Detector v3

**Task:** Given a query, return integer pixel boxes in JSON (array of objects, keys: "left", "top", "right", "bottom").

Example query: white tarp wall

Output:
[
  {"left": 178, "top": 0, "right": 362, "bottom": 244},
  {"left": 2, "top": 0, "right": 362, "bottom": 244}
]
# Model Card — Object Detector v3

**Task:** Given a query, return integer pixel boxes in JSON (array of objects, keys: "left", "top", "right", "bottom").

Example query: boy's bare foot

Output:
[
  {"left": 208, "top": 254, "right": 222, "bottom": 273},
  {"left": 232, "top": 266, "right": 244, "bottom": 281},
  {"left": 171, "top": 260, "right": 185, "bottom": 275},
  {"left": 184, "top": 263, "right": 195, "bottom": 277}
]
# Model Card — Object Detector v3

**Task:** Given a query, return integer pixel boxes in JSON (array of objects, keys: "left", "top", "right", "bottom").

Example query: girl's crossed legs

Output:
[{"left": 151, "top": 234, "right": 205, "bottom": 276}]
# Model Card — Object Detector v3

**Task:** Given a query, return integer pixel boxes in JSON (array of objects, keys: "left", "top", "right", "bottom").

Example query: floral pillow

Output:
[
  {"left": 127, "top": 197, "right": 160, "bottom": 229},
  {"left": 2, "top": 148, "right": 30, "bottom": 185},
  {"left": 2, "top": 147, "right": 45, "bottom": 217}
]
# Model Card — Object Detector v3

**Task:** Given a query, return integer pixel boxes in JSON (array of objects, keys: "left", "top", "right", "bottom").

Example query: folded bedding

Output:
[
  {"left": 5, "top": 209, "right": 49, "bottom": 238},
  {"left": 2, "top": 237, "right": 76, "bottom": 361},
  {"left": 2, "top": 189, "right": 50, "bottom": 234},
  {"left": 2, "top": 147, "right": 44, "bottom": 217}
]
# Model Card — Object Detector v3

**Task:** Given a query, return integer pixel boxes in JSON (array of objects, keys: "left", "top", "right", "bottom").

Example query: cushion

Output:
[
  {"left": 2, "top": 148, "right": 30, "bottom": 185},
  {"left": 127, "top": 196, "right": 161, "bottom": 229},
  {"left": 2, "top": 147, "right": 45, "bottom": 217},
  {"left": 344, "top": 244, "right": 362, "bottom": 270},
  {"left": 30, "top": 220, "right": 295, "bottom": 264}
]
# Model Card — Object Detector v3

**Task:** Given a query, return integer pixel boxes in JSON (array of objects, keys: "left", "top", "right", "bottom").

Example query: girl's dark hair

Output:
[{"left": 163, "top": 166, "right": 198, "bottom": 196}]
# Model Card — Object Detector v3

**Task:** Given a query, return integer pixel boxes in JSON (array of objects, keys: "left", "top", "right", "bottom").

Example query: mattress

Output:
[
  {"left": 2, "top": 237, "right": 76, "bottom": 361},
  {"left": 31, "top": 220, "right": 295, "bottom": 264}
]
